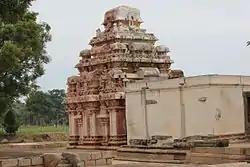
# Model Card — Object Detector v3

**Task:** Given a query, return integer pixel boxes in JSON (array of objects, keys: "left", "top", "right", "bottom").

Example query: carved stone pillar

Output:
[
  {"left": 68, "top": 112, "right": 73, "bottom": 136},
  {"left": 69, "top": 111, "right": 79, "bottom": 146},
  {"left": 82, "top": 111, "right": 88, "bottom": 137},
  {"left": 76, "top": 113, "right": 83, "bottom": 145},
  {"left": 100, "top": 117, "right": 109, "bottom": 146},
  {"left": 78, "top": 123, "right": 83, "bottom": 144},
  {"left": 90, "top": 110, "right": 97, "bottom": 137},
  {"left": 109, "top": 109, "right": 117, "bottom": 137}
]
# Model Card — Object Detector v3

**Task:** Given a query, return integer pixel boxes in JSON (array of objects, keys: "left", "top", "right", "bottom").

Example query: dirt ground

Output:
[{"left": 0, "top": 143, "right": 250, "bottom": 166}]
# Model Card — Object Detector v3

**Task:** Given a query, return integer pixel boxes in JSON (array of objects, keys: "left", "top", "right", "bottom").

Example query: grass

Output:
[
  {"left": 0, "top": 125, "right": 69, "bottom": 142},
  {"left": 0, "top": 125, "right": 69, "bottom": 134},
  {"left": 18, "top": 125, "right": 69, "bottom": 133}
]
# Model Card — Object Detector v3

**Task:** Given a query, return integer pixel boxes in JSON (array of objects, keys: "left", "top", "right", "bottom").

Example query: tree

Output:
[
  {"left": 0, "top": 0, "right": 51, "bottom": 113},
  {"left": 12, "top": 100, "right": 29, "bottom": 125},
  {"left": 3, "top": 110, "right": 20, "bottom": 135},
  {"left": 25, "top": 89, "right": 67, "bottom": 125},
  {"left": 26, "top": 90, "right": 53, "bottom": 125},
  {"left": 48, "top": 89, "right": 67, "bottom": 125}
]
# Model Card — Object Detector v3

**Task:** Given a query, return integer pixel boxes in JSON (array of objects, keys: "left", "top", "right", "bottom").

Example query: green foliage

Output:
[
  {"left": 23, "top": 89, "right": 67, "bottom": 125},
  {"left": 3, "top": 109, "right": 20, "bottom": 134},
  {"left": 0, "top": 0, "right": 51, "bottom": 113}
]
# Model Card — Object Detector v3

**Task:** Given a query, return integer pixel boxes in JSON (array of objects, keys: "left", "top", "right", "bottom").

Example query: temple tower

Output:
[{"left": 66, "top": 6, "right": 184, "bottom": 146}]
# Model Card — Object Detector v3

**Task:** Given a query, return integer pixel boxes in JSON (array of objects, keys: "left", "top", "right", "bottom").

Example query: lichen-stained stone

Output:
[
  {"left": 43, "top": 153, "right": 62, "bottom": 167},
  {"left": 62, "top": 152, "right": 80, "bottom": 167}
]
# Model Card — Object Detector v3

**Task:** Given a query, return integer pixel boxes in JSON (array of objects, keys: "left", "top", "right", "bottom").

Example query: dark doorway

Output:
[{"left": 243, "top": 92, "right": 250, "bottom": 135}]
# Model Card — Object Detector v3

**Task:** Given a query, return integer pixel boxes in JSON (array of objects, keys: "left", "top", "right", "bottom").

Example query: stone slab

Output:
[
  {"left": 85, "top": 160, "right": 96, "bottom": 166},
  {"left": 101, "top": 151, "right": 114, "bottom": 159},
  {"left": 78, "top": 153, "right": 92, "bottom": 161},
  {"left": 31, "top": 156, "right": 44, "bottom": 165},
  {"left": 91, "top": 152, "right": 102, "bottom": 160},
  {"left": 106, "top": 158, "right": 112, "bottom": 165},
  {"left": 18, "top": 157, "right": 31, "bottom": 166},
  {"left": 95, "top": 159, "right": 107, "bottom": 166},
  {"left": 0, "top": 159, "right": 18, "bottom": 167}
]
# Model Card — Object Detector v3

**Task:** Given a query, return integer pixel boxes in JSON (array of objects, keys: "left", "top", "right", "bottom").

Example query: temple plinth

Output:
[{"left": 66, "top": 5, "right": 184, "bottom": 147}]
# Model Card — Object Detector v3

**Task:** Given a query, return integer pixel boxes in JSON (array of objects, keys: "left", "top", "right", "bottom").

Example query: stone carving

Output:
[
  {"left": 66, "top": 5, "right": 184, "bottom": 147},
  {"left": 96, "top": 28, "right": 101, "bottom": 36}
]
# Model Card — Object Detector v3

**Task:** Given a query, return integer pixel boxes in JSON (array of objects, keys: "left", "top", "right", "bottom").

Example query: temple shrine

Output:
[{"left": 65, "top": 5, "right": 184, "bottom": 147}]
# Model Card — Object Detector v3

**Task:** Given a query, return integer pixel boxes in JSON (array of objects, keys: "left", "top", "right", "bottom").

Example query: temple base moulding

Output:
[
  {"left": 69, "top": 135, "right": 127, "bottom": 147},
  {"left": 67, "top": 145, "right": 120, "bottom": 151},
  {"left": 69, "top": 135, "right": 80, "bottom": 146}
]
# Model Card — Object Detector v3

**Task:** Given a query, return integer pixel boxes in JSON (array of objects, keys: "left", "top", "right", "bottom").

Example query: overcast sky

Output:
[{"left": 31, "top": 0, "right": 250, "bottom": 91}]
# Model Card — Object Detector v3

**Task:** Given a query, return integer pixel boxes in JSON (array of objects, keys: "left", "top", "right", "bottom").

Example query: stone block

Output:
[
  {"left": 244, "top": 148, "right": 250, "bottom": 156},
  {"left": 78, "top": 153, "right": 91, "bottom": 161},
  {"left": 111, "top": 151, "right": 117, "bottom": 158},
  {"left": 188, "top": 152, "right": 247, "bottom": 164},
  {"left": 62, "top": 152, "right": 80, "bottom": 167},
  {"left": 224, "top": 147, "right": 243, "bottom": 155},
  {"left": 191, "top": 147, "right": 226, "bottom": 154},
  {"left": 57, "top": 164, "right": 72, "bottom": 167},
  {"left": 43, "top": 153, "right": 62, "bottom": 167},
  {"left": 31, "top": 156, "right": 44, "bottom": 165},
  {"left": 95, "top": 159, "right": 106, "bottom": 166},
  {"left": 151, "top": 135, "right": 172, "bottom": 140},
  {"left": 0, "top": 159, "right": 18, "bottom": 167},
  {"left": 85, "top": 160, "right": 95, "bottom": 166},
  {"left": 33, "top": 165, "right": 44, "bottom": 167},
  {"left": 77, "top": 162, "right": 85, "bottom": 167},
  {"left": 90, "top": 152, "right": 101, "bottom": 160},
  {"left": 60, "top": 159, "right": 70, "bottom": 164},
  {"left": 18, "top": 158, "right": 31, "bottom": 166},
  {"left": 101, "top": 151, "right": 113, "bottom": 158},
  {"left": 106, "top": 158, "right": 112, "bottom": 165}
]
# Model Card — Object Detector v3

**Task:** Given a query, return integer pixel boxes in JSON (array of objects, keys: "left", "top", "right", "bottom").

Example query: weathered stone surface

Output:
[
  {"left": 33, "top": 165, "right": 44, "bottom": 167},
  {"left": 101, "top": 151, "right": 114, "bottom": 159},
  {"left": 0, "top": 159, "right": 18, "bottom": 167},
  {"left": 78, "top": 153, "right": 91, "bottom": 161},
  {"left": 57, "top": 164, "right": 72, "bottom": 167},
  {"left": 31, "top": 156, "right": 44, "bottom": 165},
  {"left": 77, "top": 162, "right": 85, "bottom": 167},
  {"left": 151, "top": 135, "right": 172, "bottom": 140},
  {"left": 62, "top": 152, "right": 80, "bottom": 167},
  {"left": 192, "top": 139, "right": 229, "bottom": 148},
  {"left": 106, "top": 158, "right": 112, "bottom": 165},
  {"left": 18, "top": 157, "right": 31, "bottom": 166},
  {"left": 95, "top": 159, "right": 106, "bottom": 166},
  {"left": 43, "top": 153, "right": 62, "bottom": 167},
  {"left": 85, "top": 160, "right": 95, "bottom": 166},
  {"left": 91, "top": 152, "right": 101, "bottom": 160}
]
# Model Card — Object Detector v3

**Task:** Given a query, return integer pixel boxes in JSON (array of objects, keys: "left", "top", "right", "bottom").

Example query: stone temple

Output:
[{"left": 65, "top": 6, "right": 184, "bottom": 147}]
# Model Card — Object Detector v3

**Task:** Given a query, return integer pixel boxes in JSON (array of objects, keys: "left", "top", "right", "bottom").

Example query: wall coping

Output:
[{"left": 126, "top": 74, "right": 250, "bottom": 92}]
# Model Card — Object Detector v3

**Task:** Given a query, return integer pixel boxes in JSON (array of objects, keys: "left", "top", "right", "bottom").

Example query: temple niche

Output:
[{"left": 65, "top": 6, "right": 184, "bottom": 147}]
